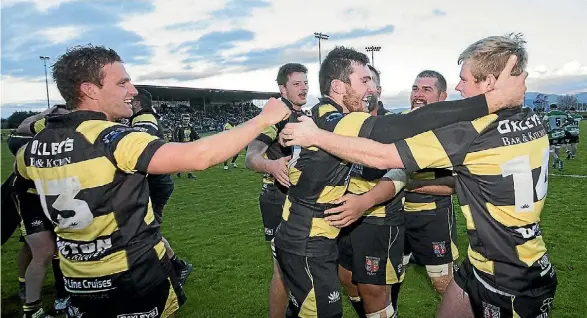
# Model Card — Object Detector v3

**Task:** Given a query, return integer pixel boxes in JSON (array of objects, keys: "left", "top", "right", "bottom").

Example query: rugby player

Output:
[
  {"left": 403, "top": 70, "right": 459, "bottom": 294},
  {"left": 130, "top": 89, "right": 193, "bottom": 285},
  {"left": 245, "top": 62, "right": 308, "bottom": 318},
  {"left": 542, "top": 104, "right": 567, "bottom": 170},
  {"left": 281, "top": 34, "right": 557, "bottom": 317},
  {"left": 563, "top": 106, "right": 581, "bottom": 159},
  {"left": 223, "top": 118, "right": 240, "bottom": 170},
  {"left": 172, "top": 114, "right": 200, "bottom": 178},
  {"left": 331, "top": 64, "right": 408, "bottom": 317},
  {"left": 10, "top": 107, "right": 71, "bottom": 317},
  {"left": 14, "top": 44, "right": 290, "bottom": 318},
  {"left": 274, "top": 45, "right": 527, "bottom": 318}
]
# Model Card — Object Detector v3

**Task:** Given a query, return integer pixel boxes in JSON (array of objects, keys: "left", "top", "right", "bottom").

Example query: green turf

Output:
[{"left": 1, "top": 123, "right": 586, "bottom": 317}]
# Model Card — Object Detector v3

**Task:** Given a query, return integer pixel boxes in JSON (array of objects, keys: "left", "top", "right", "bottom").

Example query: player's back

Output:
[
  {"left": 275, "top": 98, "right": 372, "bottom": 257},
  {"left": 15, "top": 111, "right": 168, "bottom": 295},
  {"left": 455, "top": 108, "right": 555, "bottom": 295},
  {"left": 543, "top": 110, "right": 567, "bottom": 132}
]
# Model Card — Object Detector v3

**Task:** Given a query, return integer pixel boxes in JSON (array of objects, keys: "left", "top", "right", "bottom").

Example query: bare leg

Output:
[
  {"left": 436, "top": 280, "right": 474, "bottom": 318},
  {"left": 269, "top": 258, "right": 288, "bottom": 318},
  {"left": 24, "top": 231, "right": 55, "bottom": 303},
  {"left": 358, "top": 283, "right": 391, "bottom": 314}
]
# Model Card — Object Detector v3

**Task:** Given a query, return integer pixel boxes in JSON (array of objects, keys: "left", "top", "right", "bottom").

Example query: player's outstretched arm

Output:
[{"left": 147, "top": 98, "right": 290, "bottom": 174}]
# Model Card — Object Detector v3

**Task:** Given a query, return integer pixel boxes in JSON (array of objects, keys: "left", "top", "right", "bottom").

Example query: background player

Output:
[
  {"left": 403, "top": 70, "right": 458, "bottom": 295},
  {"left": 563, "top": 106, "right": 581, "bottom": 159},
  {"left": 130, "top": 89, "right": 193, "bottom": 286},
  {"left": 281, "top": 34, "right": 557, "bottom": 318},
  {"left": 223, "top": 118, "right": 240, "bottom": 170},
  {"left": 245, "top": 62, "right": 308, "bottom": 318},
  {"left": 172, "top": 114, "right": 200, "bottom": 178},
  {"left": 542, "top": 104, "right": 567, "bottom": 170}
]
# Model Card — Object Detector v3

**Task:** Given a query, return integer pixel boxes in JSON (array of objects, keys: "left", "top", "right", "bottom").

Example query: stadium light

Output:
[
  {"left": 314, "top": 32, "right": 329, "bottom": 65},
  {"left": 365, "top": 46, "right": 382, "bottom": 67},
  {"left": 39, "top": 56, "right": 51, "bottom": 108}
]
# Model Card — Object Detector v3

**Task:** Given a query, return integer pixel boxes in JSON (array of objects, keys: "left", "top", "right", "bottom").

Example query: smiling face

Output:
[
  {"left": 93, "top": 62, "right": 138, "bottom": 120},
  {"left": 410, "top": 76, "right": 447, "bottom": 109},
  {"left": 342, "top": 62, "right": 377, "bottom": 113}
]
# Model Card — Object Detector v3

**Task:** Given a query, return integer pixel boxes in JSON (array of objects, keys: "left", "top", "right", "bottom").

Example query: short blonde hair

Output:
[{"left": 458, "top": 32, "right": 527, "bottom": 82}]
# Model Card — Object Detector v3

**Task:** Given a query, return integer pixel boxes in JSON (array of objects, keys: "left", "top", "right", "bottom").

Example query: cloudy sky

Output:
[{"left": 2, "top": 0, "right": 586, "bottom": 117}]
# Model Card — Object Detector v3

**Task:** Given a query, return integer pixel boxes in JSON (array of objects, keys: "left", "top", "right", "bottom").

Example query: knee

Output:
[
  {"left": 358, "top": 284, "right": 388, "bottom": 301},
  {"left": 426, "top": 264, "right": 453, "bottom": 294}
]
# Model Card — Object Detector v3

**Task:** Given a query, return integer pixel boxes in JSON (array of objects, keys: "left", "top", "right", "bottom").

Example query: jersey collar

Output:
[
  {"left": 318, "top": 96, "right": 345, "bottom": 113},
  {"left": 46, "top": 110, "right": 107, "bottom": 128}
]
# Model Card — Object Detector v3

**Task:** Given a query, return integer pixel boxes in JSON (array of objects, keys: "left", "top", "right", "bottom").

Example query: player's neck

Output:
[
  {"left": 75, "top": 102, "right": 112, "bottom": 121},
  {"left": 281, "top": 96, "right": 302, "bottom": 111},
  {"left": 325, "top": 95, "right": 349, "bottom": 113}
]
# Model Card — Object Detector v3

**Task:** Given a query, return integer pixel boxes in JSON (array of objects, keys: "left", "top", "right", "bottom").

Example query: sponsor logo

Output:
[
  {"left": 497, "top": 114, "right": 541, "bottom": 134},
  {"left": 57, "top": 238, "right": 112, "bottom": 261},
  {"left": 514, "top": 223, "right": 541, "bottom": 239},
  {"left": 102, "top": 128, "right": 130, "bottom": 144},
  {"left": 325, "top": 113, "right": 343, "bottom": 122},
  {"left": 288, "top": 291, "right": 299, "bottom": 308},
  {"left": 537, "top": 254, "right": 553, "bottom": 277},
  {"left": 501, "top": 129, "right": 547, "bottom": 146},
  {"left": 117, "top": 307, "right": 159, "bottom": 318},
  {"left": 432, "top": 241, "right": 447, "bottom": 257},
  {"left": 264, "top": 227, "right": 274, "bottom": 236},
  {"left": 328, "top": 291, "right": 340, "bottom": 304},
  {"left": 63, "top": 277, "right": 113, "bottom": 292},
  {"left": 482, "top": 301, "right": 501, "bottom": 318},
  {"left": 29, "top": 157, "right": 72, "bottom": 168},
  {"left": 30, "top": 139, "right": 74, "bottom": 156},
  {"left": 365, "top": 256, "right": 380, "bottom": 275},
  {"left": 540, "top": 297, "right": 554, "bottom": 313}
]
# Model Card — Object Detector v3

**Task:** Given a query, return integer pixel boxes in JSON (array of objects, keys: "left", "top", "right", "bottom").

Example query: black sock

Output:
[
  {"left": 23, "top": 299, "right": 42, "bottom": 313},
  {"left": 52, "top": 257, "right": 67, "bottom": 299},
  {"left": 350, "top": 297, "right": 366, "bottom": 318},
  {"left": 391, "top": 282, "right": 402, "bottom": 311}
]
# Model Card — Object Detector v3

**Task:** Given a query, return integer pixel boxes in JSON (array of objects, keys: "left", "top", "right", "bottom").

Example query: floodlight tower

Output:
[
  {"left": 40, "top": 56, "right": 51, "bottom": 108},
  {"left": 365, "top": 46, "right": 381, "bottom": 66},
  {"left": 314, "top": 32, "right": 329, "bottom": 65}
]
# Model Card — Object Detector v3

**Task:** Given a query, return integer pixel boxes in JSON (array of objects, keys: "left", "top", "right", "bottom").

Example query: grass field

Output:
[{"left": 1, "top": 123, "right": 586, "bottom": 317}]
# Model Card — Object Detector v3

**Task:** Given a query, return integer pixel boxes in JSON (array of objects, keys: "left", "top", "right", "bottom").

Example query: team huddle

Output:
[{"left": 3, "top": 32, "right": 562, "bottom": 318}]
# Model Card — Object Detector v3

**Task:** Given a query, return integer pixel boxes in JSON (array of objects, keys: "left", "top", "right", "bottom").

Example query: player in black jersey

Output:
[
  {"left": 10, "top": 108, "right": 71, "bottom": 316},
  {"left": 281, "top": 35, "right": 555, "bottom": 318},
  {"left": 172, "top": 114, "right": 200, "bottom": 179},
  {"left": 330, "top": 65, "right": 408, "bottom": 318},
  {"left": 14, "top": 44, "right": 291, "bottom": 318},
  {"left": 130, "top": 89, "right": 193, "bottom": 286},
  {"left": 245, "top": 63, "right": 308, "bottom": 318},
  {"left": 274, "top": 46, "right": 524, "bottom": 318},
  {"left": 403, "top": 70, "right": 459, "bottom": 295}
]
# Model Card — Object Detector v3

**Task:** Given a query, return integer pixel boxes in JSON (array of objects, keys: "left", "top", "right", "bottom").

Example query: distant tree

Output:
[
  {"left": 2, "top": 111, "right": 39, "bottom": 129},
  {"left": 556, "top": 95, "right": 578, "bottom": 110}
]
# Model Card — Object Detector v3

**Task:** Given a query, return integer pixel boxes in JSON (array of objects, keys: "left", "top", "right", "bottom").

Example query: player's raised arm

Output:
[
  {"left": 147, "top": 98, "right": 290, "bottom": 174},
  {"left": 281, "top": 55, "right": 526, "bottom": 169}
]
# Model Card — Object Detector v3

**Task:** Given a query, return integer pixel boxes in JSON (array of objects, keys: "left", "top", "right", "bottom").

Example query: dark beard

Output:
[{"left": 342, "top": 85, "right": 363, "bottom": 112}]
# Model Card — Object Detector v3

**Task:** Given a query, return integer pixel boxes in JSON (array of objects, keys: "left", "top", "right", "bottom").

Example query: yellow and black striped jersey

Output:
[
  {"left": 404, "top": 169, "right": 453, "bottom": 212},
  {"left": 130, "top": 109, "right": 164, "bottom": 140},
  {"left": 30, "top": 117, "right": 47, "bottom": 135},
  {"left": 255, "top": 98, "right": 303, "bottom": 195},
  {"left": 348, "top": 164, "right": 405, "bottom": 226},
  {"left": 396, "top": 107, "right": 556, "bottom": 295},
  {"left": 15, "top": 111, "right": 169, "bottom": 295},
  {"left": 275, "top": 95, "right": 492, "bottom": 257}
]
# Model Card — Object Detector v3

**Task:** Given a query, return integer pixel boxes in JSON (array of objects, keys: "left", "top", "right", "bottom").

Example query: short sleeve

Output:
[
  {"left": 131, "top": 114, "right": 160, "bottom": 137},
  {"left": 99, "top": 126, "right": 165, "bottom": 174}
]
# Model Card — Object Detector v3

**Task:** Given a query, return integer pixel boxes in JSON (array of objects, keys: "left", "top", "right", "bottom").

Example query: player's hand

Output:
[
  {"left": 266, "top": 156, "right": 291, "bottom": 188},
  {"left": 259, "top": 98, "right": 291, "bottom": 126},
  {"left": 324, "top": 194, "right": 370, "bottom": 228},
  {"left": 489, "top": 55, "right": 528, "bottom": 111},
  {"left": 279, "top": 116, "right": 320, "bottom": 147}
]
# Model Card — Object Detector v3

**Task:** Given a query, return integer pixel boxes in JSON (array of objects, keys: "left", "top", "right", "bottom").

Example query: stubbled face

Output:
[
  {"left": 96, "top": 62, "right": 138, "bottom": 120},
  {"left": 343, "top": 63, "right": 376, "bottom": 113},
  {"left": 455, "top": 60, "right": 489, "bottom": 98},
  {"left": 281, "top": 72, "right": 308, "bottom": 107},
  {"left": 410, "top": 77, "right": 444, "bottom": 109}
]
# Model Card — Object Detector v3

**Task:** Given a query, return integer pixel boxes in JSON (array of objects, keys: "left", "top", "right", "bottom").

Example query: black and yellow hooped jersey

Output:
[
  {"left": 130, "top": 109, "right": 165, "bottom": 140},
  {"left": 15, "top": 111, "right": 169, "bottom": 295},
  {"left": 274, "top": 98, "right": 376, "bottom": 257},
  {"left": 255, "top": 98, "right": 302, "bottom": 195},
  {"left": 395, "top": 107, "right": 556, "bottom": 295},
  {"left": 404, "top": 169, "right": 453, "bottom": 212},
  {"left": 347, "top": 164, "right": 405, "bottom": 226}
]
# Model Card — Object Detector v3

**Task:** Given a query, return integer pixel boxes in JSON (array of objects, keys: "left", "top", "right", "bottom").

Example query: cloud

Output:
[
  {"left": 432, "top": 9, "right": 447, "bottom": 16},
  {"left": 1, "top": 0, "right": 79, "bottom": 12}
]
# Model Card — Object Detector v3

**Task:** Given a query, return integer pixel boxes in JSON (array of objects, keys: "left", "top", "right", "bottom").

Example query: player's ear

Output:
[
  {"left": 80, "top": 82, "right": 99, "bottom": 101},
  {"left": 331, "top": 79, "right": 346, "bottom": 95},
  {"left": 439, "top": 91, "right": 448, "bottom": 101},
  {"left": 485, "top": 74, "right": 497, "bottom": 91},
  {"left": 279, "top": 84, "right": 286, "bottom": 96}
]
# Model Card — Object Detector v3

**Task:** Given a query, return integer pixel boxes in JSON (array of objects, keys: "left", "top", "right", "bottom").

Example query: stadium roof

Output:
[{"left": 135, "top": 84, "right": 280, "bottom": 103}]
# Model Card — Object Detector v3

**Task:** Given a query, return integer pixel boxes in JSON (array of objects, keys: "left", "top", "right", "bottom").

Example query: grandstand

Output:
[{"left": 135, "top": 85, "right": 281, "bottom": 135}]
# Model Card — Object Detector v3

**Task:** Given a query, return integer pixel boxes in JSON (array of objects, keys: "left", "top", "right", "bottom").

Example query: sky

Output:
[{"left": 1, "top": 0, "right": 586, "bottom": 117}]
